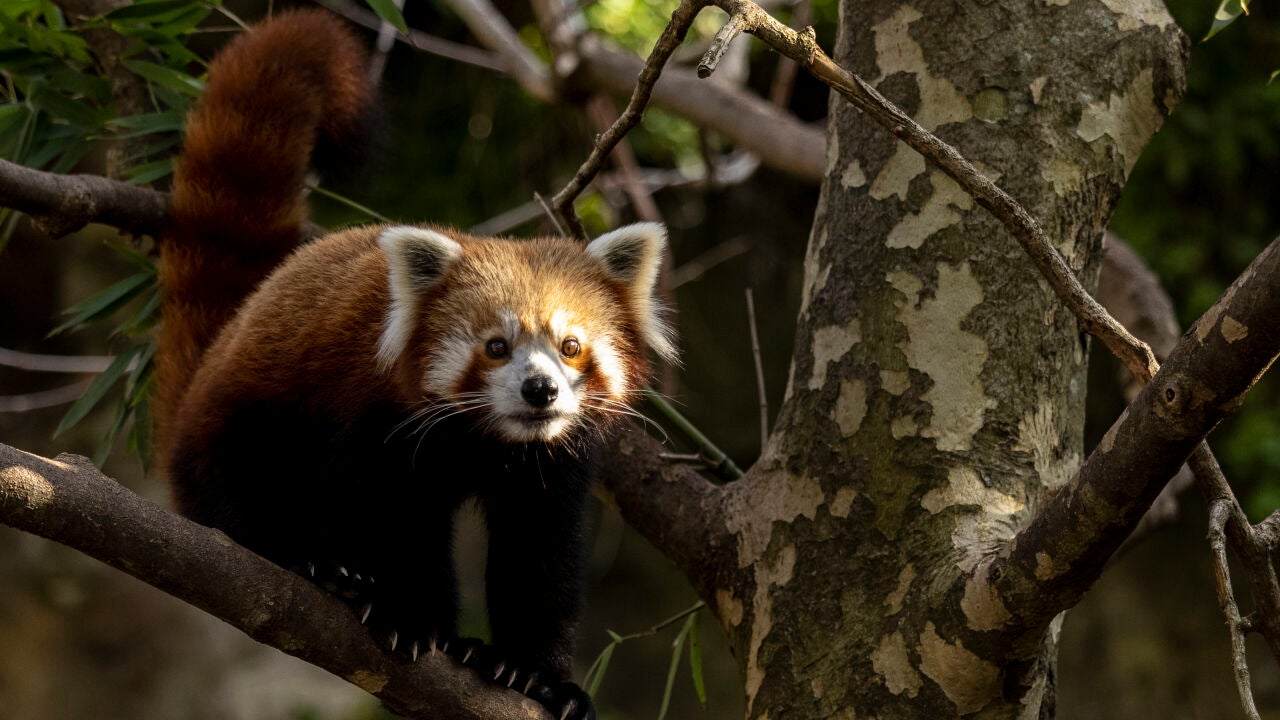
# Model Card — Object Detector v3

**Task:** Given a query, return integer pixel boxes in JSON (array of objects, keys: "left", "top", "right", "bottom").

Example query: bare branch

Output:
[
  {"left": 0, "top": 158, "right": 168, "bottom": 238},
  {"left": 550, "top": 0, "right": 706, "bottom": 239},
  {"left": 1207, "top": 499, "right": 1263, "bottom": 720},
  {"left": 697, "top": 13, "right": 747, "bottom": 78},
  {"left": 0, "top": 381, "right": 93, "bottom": 412},
  {"left": 593, "top": 424, "right": 732, "bottom": 597},
  {"left": 315, "top": 0, "right": 514, "bottom": 77},
  {"left": 990, "top": 235, "right": 1280, "bottom": 643},
  {"left": 0, "top": 443, "right": 553, "bottom": 720},
  {"left": 0, "top": 346, "right": 115, "bottom": 373},
  {"left": 745, "top": 288, "right": 767, "bottom": 452},
  {"left": 436, "top": 0, "right": 556, "bottom": 101}
]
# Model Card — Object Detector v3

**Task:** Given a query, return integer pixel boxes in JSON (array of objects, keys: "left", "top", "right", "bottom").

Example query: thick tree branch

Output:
[
  {"left": 0, "top": 157, "right": 168, "bottom": 238},
  {"left": 593, "top": 424, "right": 733, "bottom": 598},
  {"left": 0, "top": 444, "right": 553, "bottom": 720},
  {"left": 991, "top": 236, "right": 1280, "bottom": 644}
]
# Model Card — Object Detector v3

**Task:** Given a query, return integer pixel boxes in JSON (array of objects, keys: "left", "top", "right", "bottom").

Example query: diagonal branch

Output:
[
  {"left": 0, "top": 443, "right": 553, "bottom": 720},
  {"left": 0, "top": 157, "right": 168, "bottom": 238},
  {"left": 990, "top": 235, "right": 1280, "bottom": 644}
]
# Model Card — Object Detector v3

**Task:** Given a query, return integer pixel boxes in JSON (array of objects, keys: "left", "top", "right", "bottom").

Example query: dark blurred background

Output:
[{"left": 1, "top": 0, "right": 1278, "bottom": 717}]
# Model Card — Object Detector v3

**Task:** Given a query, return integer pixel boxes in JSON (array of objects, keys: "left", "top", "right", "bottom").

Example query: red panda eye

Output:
[
  {"left": 486, "top": 338, "right": 509, "bottom": 359},
  {"left": 561, "top": 337, "right": 580, "bottom": 358}
]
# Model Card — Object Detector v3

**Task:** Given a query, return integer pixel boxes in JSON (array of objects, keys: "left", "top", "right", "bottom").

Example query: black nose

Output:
[{"left": 521, "top": 376, "right": 559, "bottom": 408}]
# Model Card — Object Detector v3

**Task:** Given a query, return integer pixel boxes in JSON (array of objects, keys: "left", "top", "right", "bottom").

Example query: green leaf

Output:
[
  {"left": 108, "top": 110, "right": 184, "bottom": 134},
  {"left": 116, "top": 287, "right": 160, "bottom": 338},
  {"left": 27, "top": 85, "right": 104, "bottom": 127},
  {"left": 55, "top": 345, "right": 140, "bottom": 437},
  {"left": 657, "top": 615, "right": 695, "bottom": 720},
  {"left": 122, "top": 157, "right": 174, "bottom": 185},
  {"left": 585, "top": 642, "right": 615, "bottom": 697},
  {"left": 1270, "top": 69, "right": 1279, "bottom": 84},
  {"left": 606, "top": 630, "right": 624, "bottom": 643},
  {"left": 688, "top": 611, "right": 706, "bottom": 708},
  {"left": 93, "top": 389, "right": 132, "bottom": 466},
  {"left": 105, "top": 0, "right": 199, "bottom": 21},
  {"left": 122, "top": 58, "right": 203, "bottom": 96},
  {"left": 1204, "top": 0, "right": 1249, "bottom": 40},
  {"left": 128, "top": 393, "right": 153, "bottom": 472},
  {"left": 51, "top": 271, "right": 154, "bottom": 336},
  {"left": 365, "top": 0, "right": 408, "bottom": 34}
]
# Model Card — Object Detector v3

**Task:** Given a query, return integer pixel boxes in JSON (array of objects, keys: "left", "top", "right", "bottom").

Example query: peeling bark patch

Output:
[
  {"left": 799, "top": 227, "right": 832, "bottom": 318},
  {"left": 1098, "top": 408, "right": 1128, "bottom": 453},
  {"left": 0, "top": 465, "right": 55, "bottom": 509},
  {"left": 835, "top": 379, "right": 868, "bottom": 436},
  {"left": 922, "top": 466, "right": 1023, "bottom": 515},
  {"left": 717, "top": 588, "right": 745, "bottom": 627},
  {"left": 1221, "top": 316, "right": 1248, "bottom": 343},
  {"left": 917, "top": 623, "right": 1001, "bottom": 714},
  {"left": 872, "top": 631, "right": 923, "bottom": 696},
  {"left": 810, "top": 322, "right": 861, "bottom": 390},
  {"left": 1014, "top": 401, "right": 1079, "bottom": 490},
  {"left": 1076, "top": 68, "right": 1161, "bottom": 177},
  {"left": 972, "top": 88, "right": 1008, "bottom": 123},
  {"left": 725, "top": 471, "right": 826, "bottom": 567},
  {"left": 346, "top": 670, "right": 388, "bottom": 693},
  {"left": 1035, "top": 552, "right": 1056, "bottom": 581},
  {"left": 886, "top": 171, "right": 974, "bottom": 249},
  {"left": 826, "top": 130, "right": 842, "bottom": 177},
  {"left": 1098, "top": 0, "right": 1176, "bottom": 31},
  {"left": 842, "top": 159, "right": 868, "bottom": 188},
  {"left": 886, "top": 563, "right": 917, "bottom": 614},
  {"left": 831, "top": 486, "right": 858, "bottom": 518},
  {"left": 1029, "top": 76, "right": 1048, "bottom": 103},
  {"left": 745, "top": 545, "right": 798, "bottom": 712},
  {"left": 1042, "top": 156, "right": 1084, "bottom": 196},
  {"left": 895, "top": 263, "right": 994, "bottom": 451},
  {"left": 881, "top": 370, "right": 910, "bottom": 395},
  {"left": 962, "top": 560, "right": 1012, "bottom": 631},
  {"left": 871, "top": 6, "right": 974, "bottom": 131},
  {"left": 870, "top": 145, "right": 927, "bottom": 201},
  {"left": 892, "top": 415, "right": 920, "bottom": 439}
]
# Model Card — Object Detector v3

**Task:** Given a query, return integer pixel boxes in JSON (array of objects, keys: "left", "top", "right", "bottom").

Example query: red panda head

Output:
[{"left": 375, "top": 224, "right": 676, "bottom": 444}]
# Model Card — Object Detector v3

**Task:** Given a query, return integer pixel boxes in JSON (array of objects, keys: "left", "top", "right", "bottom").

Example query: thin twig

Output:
[
  {"left": 314, "top": 0, "right": 514, "bottom": 77},
  {"left": 532, "top": 192, "right": 566, "bottom": 236},
  {"left": 1208, "top": 499, "right": 1263, "bottom": 720},
  {"left": 745, "top": 288, "right": 767, "bottom": 451},
  {"left": 644, "top": 390, "right": 743, "bottom": 481},
  {"left": 550, "top": 0, "right": 708, "bottom": 240},
  {"left": 697, "top": 14, "right": 747, "bottom": 78},
  {"left": 670, "top": 237, "right": 750, "bottom": 288}
]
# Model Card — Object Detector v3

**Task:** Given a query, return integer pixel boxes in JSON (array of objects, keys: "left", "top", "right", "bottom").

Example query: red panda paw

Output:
[{"left": 292, "top": 560, "right": 377, "bottom": 602}]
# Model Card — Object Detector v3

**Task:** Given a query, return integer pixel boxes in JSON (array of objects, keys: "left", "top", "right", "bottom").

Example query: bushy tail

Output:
[{"left": 155, "top": 9, "right": 373, "bottom": 443}]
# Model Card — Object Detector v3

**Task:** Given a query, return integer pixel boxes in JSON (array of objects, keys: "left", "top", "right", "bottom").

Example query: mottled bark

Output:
[{"left": 710, "top": 0, "right": 1189, "bottom": 717}]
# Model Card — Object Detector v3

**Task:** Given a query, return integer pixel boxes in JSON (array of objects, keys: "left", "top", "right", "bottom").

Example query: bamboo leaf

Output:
[
  {"left": 55, "top": 346, "right": 139, "bottom": 437},
  {"left": 688, "top": 611, "right": 707, "bottom": 708},
  {"left": 657, "top": 614, "right": 695, "bottom": 720},
  {"left": 122, "top": 157, "right": 174, "bottom": 185},
  {"left": 105, "top": 0, "right": 197, "bottom": 22},
  {"left": 585, "top": 642, "right": 615, "bottom": 697},
  {"left": 364, "top": 0, "right": 408, "bottom": 35},
  {"left": 121, "top": 58, "right": 203, "bottom": 96},
  {"left": 1204, "top": 0, "right": 1249, "bottom": 40},
  {"left": 51, "top": 271, "right": 154, "bottom": 336}
]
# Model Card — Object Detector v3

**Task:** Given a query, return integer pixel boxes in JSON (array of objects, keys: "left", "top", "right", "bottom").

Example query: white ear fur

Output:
[
  {"left": 587, "top": 222, "right": 678, "bottom": 363},
  {"left": 376, "top": 226, "right": 463, "bottom": 371}
]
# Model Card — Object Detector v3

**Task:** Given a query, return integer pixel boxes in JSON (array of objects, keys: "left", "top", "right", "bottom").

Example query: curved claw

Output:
[
  {"left": 410, "top": 640, "right": 420, "bottom": 662},
  {"left": 389, "top": 630, "right": 399, "bottom": 652}
]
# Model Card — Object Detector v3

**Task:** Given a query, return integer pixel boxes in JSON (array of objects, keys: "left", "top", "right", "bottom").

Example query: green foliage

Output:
[
  {"left": 581, "top": 602, "right": 708, "bottom": 717},
  {"left": 1203, "top": 0, "right": 1250, "bottom": 40},
  {"left": 0, "top": 0, "right": 218, "bottom": 464}
]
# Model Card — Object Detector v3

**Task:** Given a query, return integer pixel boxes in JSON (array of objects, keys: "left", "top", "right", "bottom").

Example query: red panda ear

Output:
[
  {"left": 375, "top": 226, "right": 463, "bottom": 371},
  {"left": 587, "top": 222, "right": 679, "bottom": 364},
  {"left": 378, "top": 226, "right": 463, "bottom": 291}
]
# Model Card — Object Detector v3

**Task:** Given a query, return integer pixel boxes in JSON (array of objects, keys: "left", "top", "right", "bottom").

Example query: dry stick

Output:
[
  {"left": 696, "top": 14, "right": 746, "bottom": 78},
  {"left": 1208, "top": 499, "right": 1263, "bottom": 720},
  {"left": 549, "top": 0, "right": 708, "bottom": 240},
  {"left": 745, "top": 288, "right": 768, "bottom": 452}
]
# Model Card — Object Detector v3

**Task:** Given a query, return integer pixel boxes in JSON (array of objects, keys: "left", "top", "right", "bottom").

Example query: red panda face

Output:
[{"left": 376, "top": 224, "right": 676, "bottom": 444}]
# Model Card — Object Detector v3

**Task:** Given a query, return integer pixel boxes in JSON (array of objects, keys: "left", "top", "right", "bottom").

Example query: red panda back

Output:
[{"left": 155, "top": 10, "right": 374, "bottom": 459}]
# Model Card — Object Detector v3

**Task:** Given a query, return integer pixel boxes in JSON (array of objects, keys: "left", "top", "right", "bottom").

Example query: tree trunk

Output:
[{"left": 712, "top": 0, "right": 1188, "bottom": 717}]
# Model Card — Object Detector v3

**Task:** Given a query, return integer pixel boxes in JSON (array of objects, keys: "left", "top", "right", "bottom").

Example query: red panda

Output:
[{"left": 153, "top": 11, "right": 674, "bottom": 720}]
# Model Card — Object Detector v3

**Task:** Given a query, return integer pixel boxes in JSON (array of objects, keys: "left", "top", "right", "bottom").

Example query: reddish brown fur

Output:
[{"left": 155, "top": 10, "right": 371, "bottom": 460}]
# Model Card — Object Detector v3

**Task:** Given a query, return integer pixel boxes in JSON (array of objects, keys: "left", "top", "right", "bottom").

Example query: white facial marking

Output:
[
  {"left": 376, "top": 226, "right": 462, "bottom": 372},
  {"left": 423, "top": 329, "right": 475, "bottom": 397},
  {"left": 590, "top": 336, "right": 627, "bottom": 399},
  {"left": 488, "top": 340, "right": 583, "bottom": 442}
]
